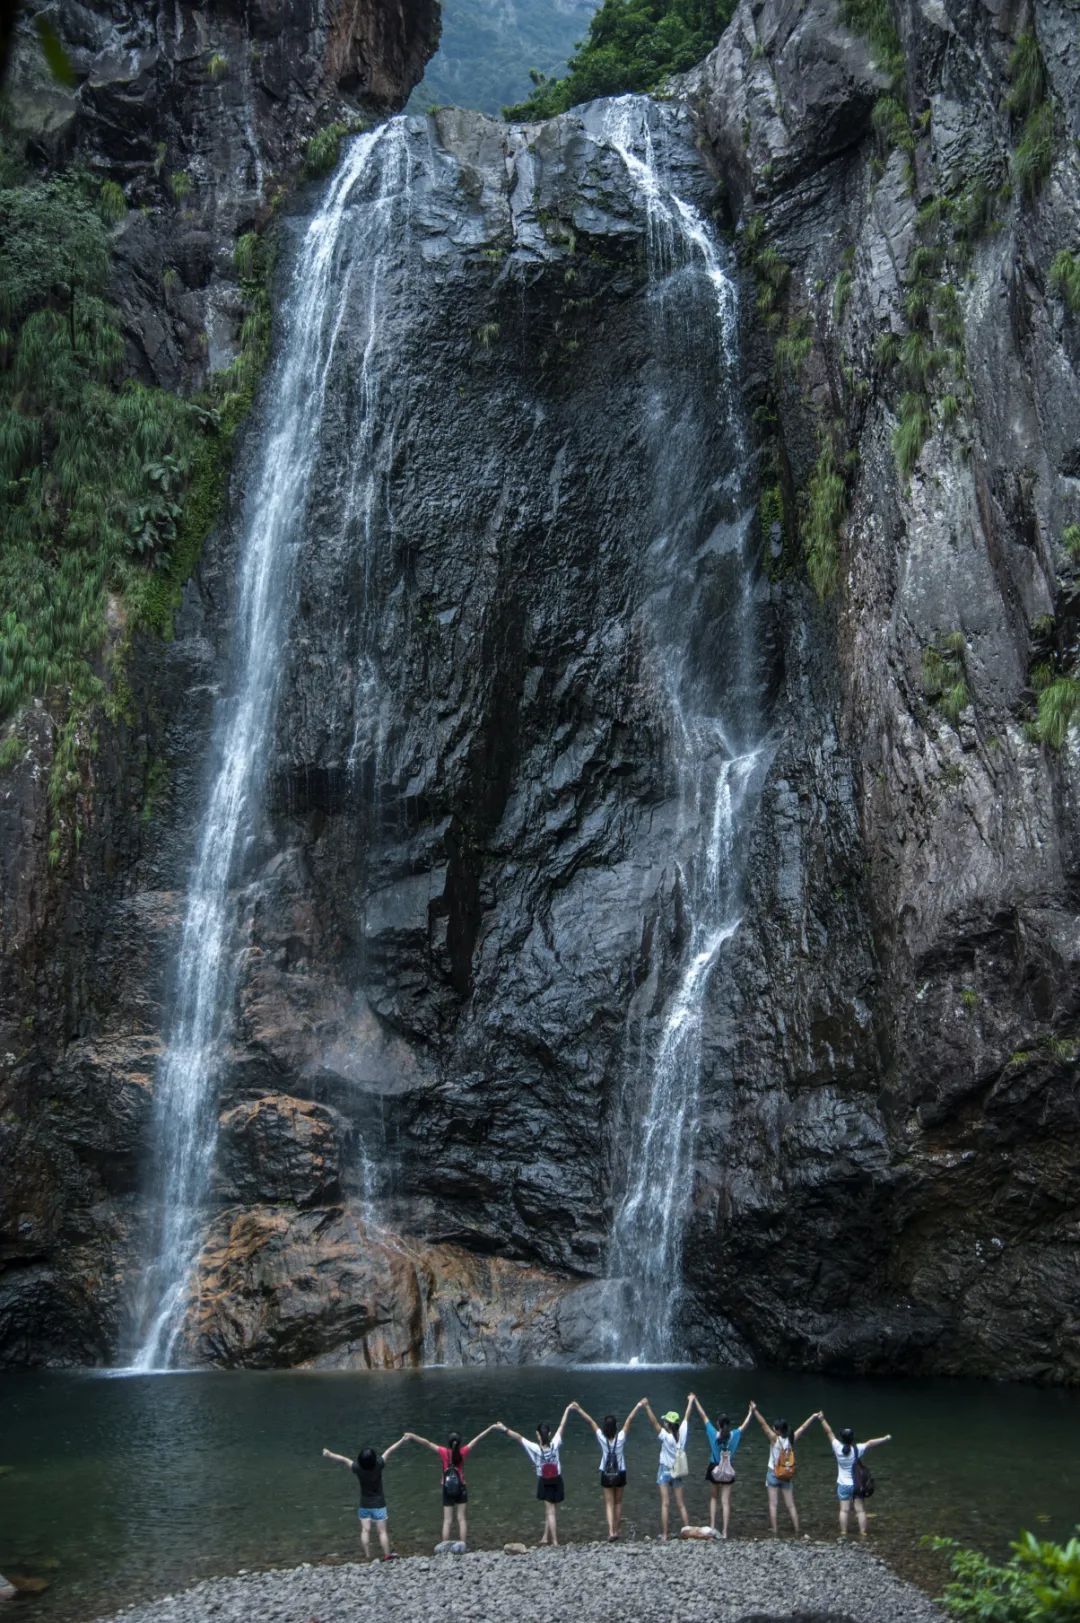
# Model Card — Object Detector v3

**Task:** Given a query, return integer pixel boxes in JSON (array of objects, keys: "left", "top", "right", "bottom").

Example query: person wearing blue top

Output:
[{"left": 691, "top": 1396, "right": 752, "bottom": 1537}]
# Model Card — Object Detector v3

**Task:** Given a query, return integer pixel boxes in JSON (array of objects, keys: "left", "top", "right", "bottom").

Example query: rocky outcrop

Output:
[
  {"left": 4, "top": 0, "right": 441, "bottom": 389},
  {"left": 2, "top": 0, "right": 1078, "bottom": 1382},
  {"left": 678, "top": 0, "right": 1080, "bottom": 1382}
]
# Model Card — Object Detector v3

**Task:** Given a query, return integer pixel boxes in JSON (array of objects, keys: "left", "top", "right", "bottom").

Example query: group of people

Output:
[{"left": 321, "top": 1391, "right": 892, "bottom": 1558}]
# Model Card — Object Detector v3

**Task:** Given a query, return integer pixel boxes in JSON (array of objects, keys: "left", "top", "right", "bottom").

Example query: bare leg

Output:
[
  {"left": 603, "top": 1486, "right": 616, "bottom": 1537},
  {"left": 613, "top": 1486, "right": 624, "bottom": 1537},
  {"left": 360, "top": 1519, "right": 372, "bottom": 1560},
  {"left": 839, "top": 1497, "right": 850, "bottom": 1535},
  {"left": 767, "top": 1484, "right": 779, "bottom": 1534},
  {"left": 457, "top": 1504, "right": 468, "bottom": 1545},
  {"left": 708, "top": 1483, "right": 718, "bottom": 1531},
  {"left": 659, "top": 1482, "right": 671, "bottom": 1540},
  {"left": 855, "top": 1498, "right": 868, "bottom": 1535},
  {"left": 377, "top": 1519, "right": 391, "bottom": 1559},
  {"left": 721, "top": 1484, "right": 732, "bottom": 1539},
  {"left": 547, "top": 1504, "right": 559, "bottom": 1546},
  {"left": 674, "top": 1485, "right": 689, "bottom": 1531},
  {"left": 442, "top": 1506, "right": 452, "bottom": 1542}
]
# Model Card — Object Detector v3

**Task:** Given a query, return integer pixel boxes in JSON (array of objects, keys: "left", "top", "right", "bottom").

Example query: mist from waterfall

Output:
[
  {"left": 128, "top": 124, "right": 412, "bottom": 1370},
  {"left": 598, "top": 98, "right": 767, "bottom": 1362}
]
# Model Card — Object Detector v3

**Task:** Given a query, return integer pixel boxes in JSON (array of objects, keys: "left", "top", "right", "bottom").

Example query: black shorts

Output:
[
  {"left": 537, "top": 1475, "right": 565, "bottom": 1504},
  {"left": 600, "top": 1471, "right": 627, "bottom": 1489},
  {"left": 442, "top": 1485, "right": 468, "bottom": 1506}
]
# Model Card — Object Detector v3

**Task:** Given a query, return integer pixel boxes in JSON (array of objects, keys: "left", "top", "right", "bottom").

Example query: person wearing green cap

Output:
[{"left": 643, "top": 1394, "right": 695, "bottom": 1539}]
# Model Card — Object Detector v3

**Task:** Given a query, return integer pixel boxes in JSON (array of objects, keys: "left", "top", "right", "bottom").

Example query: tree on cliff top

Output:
[{"left": 503, "top": 0, "right": 735, "bottom": 120}]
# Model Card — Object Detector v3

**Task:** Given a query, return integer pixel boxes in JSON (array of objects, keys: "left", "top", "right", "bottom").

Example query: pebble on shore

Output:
[{"left": 95, "top": 1539, "right": 944, "bottom": 1623}]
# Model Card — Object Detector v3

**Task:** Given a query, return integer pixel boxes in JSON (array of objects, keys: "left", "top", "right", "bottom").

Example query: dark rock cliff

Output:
[{"left": 1, "top": 0, "right": 1077, "bottom": 1381}]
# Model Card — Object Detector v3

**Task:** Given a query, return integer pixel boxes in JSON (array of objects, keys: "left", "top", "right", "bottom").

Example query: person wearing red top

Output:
[{"left": 400, "top": 1424, "right": 501, "bottom": 1546}]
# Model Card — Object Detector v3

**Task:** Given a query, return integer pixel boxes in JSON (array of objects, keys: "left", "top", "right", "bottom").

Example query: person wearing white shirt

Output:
[
  {"left": 749, "top": 1401, "right": 820, "bottom": 1536},
  {"left": 498, "top": 1406, "right": 573, "bottom": 1546},
  {"left": 817, "top": 1414, "right": 892, "bottom": 1535},
  {"left": 567, "top": 1397, "right": 648, "bottom": 1540},
  {"left": 643, "top": 1393, "right": 695, "bottom": 1540}
]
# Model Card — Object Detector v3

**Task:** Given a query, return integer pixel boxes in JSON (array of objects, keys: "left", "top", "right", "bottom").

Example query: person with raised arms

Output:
[
  {"left": 642, "top": 1393, "right": 695, "bottom": 1540},
  {"left": 690, "top": 1394, "right": 753, "bottom": 1538},
  {"left": 497, "top": 1405, "right": 574, "bottom": 1546},
  {"left": 566, "top": 1397, "right": 648, "bottom": 1540},
  {"left": 817, "top": 1413, "right": 892, "bottom": 1535},
  {"left": 749, "top": 1401, "right": 821, "bottom": 1536},
  {"left": 320, "top": 1434, "right": 407, "bottom": 1561},
  {"left": 398, "top": 1423, "right": 502, "bottom": 1549}
]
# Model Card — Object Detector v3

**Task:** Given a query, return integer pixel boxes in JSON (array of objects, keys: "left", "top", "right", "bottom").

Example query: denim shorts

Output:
[
  {"left": 766, "top": 1470, "right": 793, "bottom": 1490},
  {"left": 657, "top": 1469, "right": 683, "bottom": 1486},
  {"left": 837, "top": 1483, "right": 855, "bottom": 1502},
  {"left": 359, "top": 1505, "right": 388, "bottom": 1521}
]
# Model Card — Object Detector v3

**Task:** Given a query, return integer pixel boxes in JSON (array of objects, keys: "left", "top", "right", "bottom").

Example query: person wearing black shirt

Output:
[{"left": 322, "top": 1435, "right": 406, "bottom": 1560}]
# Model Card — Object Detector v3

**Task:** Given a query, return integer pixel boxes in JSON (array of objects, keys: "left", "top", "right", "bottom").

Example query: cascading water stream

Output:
[
  {"left": 129, "top": 124, "right": 410, "bottom": 1370},
  {"left": 598, "top": 98, "right": 766, "bottom": 1362}
]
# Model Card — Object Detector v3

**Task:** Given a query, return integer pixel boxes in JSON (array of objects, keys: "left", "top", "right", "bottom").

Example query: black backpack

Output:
[
  {"left": 600, "top": 1439, "right": 621, "bottom": 1487},
  {"left": 443, "top": 1463, "right": 463, "bottom": 1495},
  {"left": 851, "top": 1445, "right": 875, "bottom": 1499}
]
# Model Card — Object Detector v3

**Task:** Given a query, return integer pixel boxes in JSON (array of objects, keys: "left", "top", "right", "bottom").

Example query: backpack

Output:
[
  {"left": 851, "top": 1445, "right": 875, "bottom": 1499},
  {"left": 539, "top": 1447, "right": 560, "bottom": 1481},
  {"left": 709, "top": 1442, "right": 736, "bottom": 1484},
  {"left": 443, "top": 1463, "right": 463, "bottom": 1496},
  {"left": 773, "top": 1438, "right": 796, "bottom": 1481},
  {"left": 600, "top": 1439, "right": 622, "bottom": 1488}
]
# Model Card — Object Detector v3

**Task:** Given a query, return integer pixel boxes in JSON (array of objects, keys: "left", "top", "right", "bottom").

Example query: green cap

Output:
[{"left": 662, "top": 1411, "right": 681, "bottom": 1423}]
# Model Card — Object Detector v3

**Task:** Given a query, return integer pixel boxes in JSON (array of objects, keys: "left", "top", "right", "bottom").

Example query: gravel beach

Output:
[{"left": 97, "top": 1539, "right": 944, "bottom": 1623}]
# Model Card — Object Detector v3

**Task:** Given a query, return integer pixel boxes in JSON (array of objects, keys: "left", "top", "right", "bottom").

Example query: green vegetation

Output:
[
  {"left": 960, "top": 988, "right": 979, "bottom": 1012},
  {"left": 922, "top": 631, "right": 969, "bottom": 724},
  {"left": 98, "top": 179, "right": 126, "bottom": 225},
  {"left": 303, "top": 122, "right": 357, "bottom": 178},
  {"left": 930, "top": 1528, "right": 1080, "bottom": 1621},
  {"left": 0, "top": 150, "right": 275, "bottom": 855},
  {"left": 168, "top": 170, "right": 193, "bottom": 203},
  {"left": 206, "top": 52, "right": 228, "bottom": 81},
  {"left": 838, "top": 0, "right": 903, "bottom": 88},
  {"left": 0, "top": 173, "right": 203, "bottom": 734},
  {"left": 1007, "top": 33, "right": 1054, "bottom": 202},
  {"left": 503, "top": 0, "right": 736, "bottom": 120},
  {"left": 894, "top": 389, "right": 931, "bottom": 476},
  {"left": 832, "top": 268, "right": 853, "bottom": 322},
  {"left": 1049, "top": 250, "right": 1080, "bottom": 313},
  {"left": 774, "top": 313, "right": 813, "bottom": 378},
  {"left": 742, "top": 220, "right": 789, "bottom": 333},
  {"left": 1032, "top": 670, "right": 1080, "bottom": 750},
  {"left": 802, "top": 424, "right": 848, "bottom": 600},
  {"left": 1062, "top": 523, "right": 1080, "bottom": 561}
]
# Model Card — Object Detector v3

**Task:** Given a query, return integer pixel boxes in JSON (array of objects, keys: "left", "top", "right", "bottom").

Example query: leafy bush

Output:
[
  {"left": 1049, "top": 250, "right": 1080, "bottom": 313},
  {"left": 1034, "top": 675, "right": 1080, "bottom": 750},
  {"left": 803, "top": 426, "right": 848, "bottom": 600},
  {"left": 1062, "top": 523, "right": 1080, "bottom": 560},
  {"left": 1013, "top": 100, "right": 1055, "bottom": 201},
  {"left": 922, "top": 634, "right": 969, "bottom": 724},
  {"left": 872, "top": 94, "right": 914, "bottom": 156},
  {"left": 1006, "top": 33, "right": 1047, "bottom": 122},
  {"left": 98, "top": 178, "right": 126, "bottom": 225},
  {"left": 930, "top": 1528, "right": 1080, "bottom": 1620},
  {"left": 168, "top": 170, "right": 193, "bottom": 203},
  {"left": 894, "top": 390, "right": 931, "bottom": 476},
  {"left": 504, "top": 0, "right": 737, "bottom": 120},
  {"left": 304, "top": 122, "right": 353, "bottom": 178},
  {"left": 832, "top": 269, "right": 852, "bottom": 322}
]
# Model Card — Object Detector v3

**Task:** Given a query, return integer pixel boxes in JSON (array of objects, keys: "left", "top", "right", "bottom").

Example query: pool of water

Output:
[{"left": 1, "top": 1366, "right": 1076, "bottom": 1619}]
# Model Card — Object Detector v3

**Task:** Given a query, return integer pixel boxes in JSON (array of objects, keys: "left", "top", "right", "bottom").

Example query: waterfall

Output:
[
  {"left": 597, "top": 98, "right": 766, "bottom": 1362},
  {"left": 129, "top": 124, "right": 410, "bottom": 1370}
]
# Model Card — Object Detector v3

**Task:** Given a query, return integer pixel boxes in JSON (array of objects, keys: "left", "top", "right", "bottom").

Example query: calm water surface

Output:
[{"left": 1, "top": 1367, "right": 1077, "bottom": 1619}]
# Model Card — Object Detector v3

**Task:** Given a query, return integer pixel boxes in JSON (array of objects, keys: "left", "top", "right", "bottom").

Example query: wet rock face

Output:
[
  {"left": 3, "top": 0, "right": 1079, "bottom": 1383},
  {"left": 678, "top": 0, "right": 1080, "bottom": 1381}
]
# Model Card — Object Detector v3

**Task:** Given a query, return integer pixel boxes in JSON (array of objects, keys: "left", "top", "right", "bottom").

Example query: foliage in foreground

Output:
[
  {"left": 504, "top": 0, "right": 736, "bottom": 121},
  {"left": 930, "top": 1528, "right": 1080, "bottom": 1621}
]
